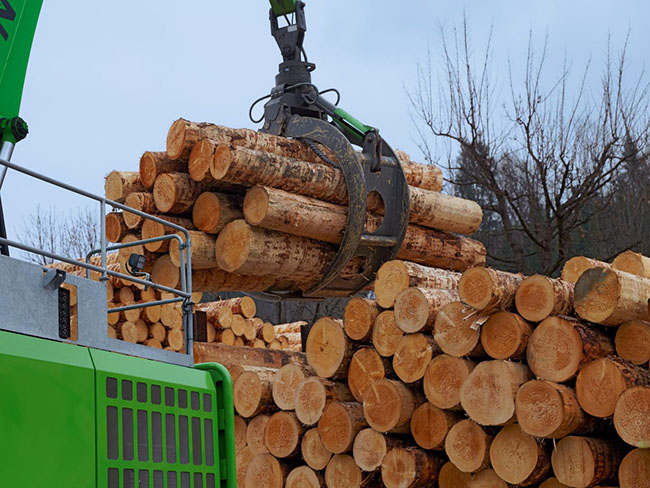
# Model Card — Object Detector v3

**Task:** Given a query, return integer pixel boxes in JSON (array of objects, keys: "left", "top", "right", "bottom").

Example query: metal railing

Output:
[{"left": 0, "top": 155, "right": 195, "bottom": 361}]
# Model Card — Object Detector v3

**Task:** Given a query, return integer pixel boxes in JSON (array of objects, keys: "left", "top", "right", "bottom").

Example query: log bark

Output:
[
  {"left": 191, "top": 268, "right": 279, "bottom": 292},
  {"left": 516, "top": 380, "right": 600, "bottom": 439},
  {"left": 123, "top": 192, "right": 156, "bottom": 229},
  {"left": 353, "top": 429, "right": 405, "bottom": 473},
  {"left": 515, "top": 275, "right": 574, "bottom": 322},
  {"left": 325, "top": 454, "right": 364, "bottom": 488},
  {"left": 613, "top": 385, "right": 650, "bottom": 447},
  {"left": 445, "top": 419, "right": 492, "bottom": 473},
  {"left": 301, "top": 428, "right": 332, "bottom": 471},
  {"left": 613, "top": 250, "right": 650, "bottom": 278},
  {"left": 318, "top": 402, "right": 367, "bottom": 454},
  {"left": 551, "top": 436, "right": 625, "bottom": 488},
  {"left": 618, "top": 448, "right": 650, "bottom": 488},
  {"left": 575, "top": 267, "right": 650, "bottom": 325},
  {"left": 192, "top": 191, "right": 243, "bottom": 234},
  {"left": 285, "top": 466, "right": 324, "bottom": 488},
  {"left": 246, "top": 414, "right": 270, "bottom": 455},
  {"left": 576, "top": 357, "right": 650, "bottom": 418},
  {"left": 561, "top": 256, "right": 612, "bottom": 284},
  {"left": 489, "top": 424, "right": 550, "bottom": 486},
  {"left": 348, "top": 347, "right": 388, "bottom": 402},
  {"left": 273, "top": 321, "right": 307, "bottom": 335},
  {"left": 193, "top": 342, "right": 308, "bottom": 369},
  {"left": 244, "top": 453, "right": 287, "bottom": 488},
  {"left": 410, "top": 403, "right": 459, "bottom": 450},
  {"left": 295, "top": 376, "right": 354, "bottom": 426},
  {"left": 105, "top": 171, "right": 145, "bottom": 203},
  {"left": 168, "top": 230, "right": 216, "bottom": 269},
  {"left": 424, "top": 354, "right": 475, "bottom": 410},
  {"left": 480, "top": 312, "right": 532, "bottom": 360},
  {"left": 438, "top": 462, "right": 472, "bottom": 488},
  {"left": 460, "top": 360, "right": 532, "bottom": 426},
  {"left": 139, "top": 151, "right": 186, "bottom": 189},
  {"left": 363, "top": 379, "right": 422, "bottom": 434},
  {"left": 272, "top": 363, "right": 309, "bottom": 411},
  {"left": 372, "top": 310, "right": 403, "bottom": 357},
  {"left": 264, "top": 411, "right": 305, "bottom": 459},
  {"left": 233, "top": 366, "right": 277, "bottom": 418},
  {"left": 615, "top": 320, "right": 650, "bottom": 365},
  {"left": 140, "top": 215, "right": 194, "bottom": 253},
  {"left": 375, "top": 260, "right": 461, "bottom": 308},
  {"left": 306, "top": 317, "right": 353, "bottom": 379},
  {"left": 433, "top": 302, "right": 487, "bottom": 358},
  {"left": 153, "top": 172, "right": 206, "bottom": 214},
  {"left": 105, "top": 212, "right": 127, "bottom": 242},
  {"left": 381, "top": 447, "right": 440, "bottom": 488},
  {"left": 394, "top": 287, "right": 459, "bottom": 333},
  {"left": 526, "top": 316, "right": 614, "bottom": 382},
  {"left": 458, "top": 267, "right": 524, "bottom": 312},
  {"left": 393, "top": 333, "right": 441, "bottom": 383},
  {"left": 343, "top": 298, "right": 379, "bottom": 342}
]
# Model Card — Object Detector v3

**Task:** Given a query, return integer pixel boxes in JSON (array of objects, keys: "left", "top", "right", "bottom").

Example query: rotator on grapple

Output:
[{"left": 250, "top": 0, "right": 411, "bottom": 299}]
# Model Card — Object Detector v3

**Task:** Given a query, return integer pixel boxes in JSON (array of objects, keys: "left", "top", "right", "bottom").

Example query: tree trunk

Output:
[
  {"left": 574, "top": 267, "right": 650, "bottom": 325},
  {"left": 445, "top": 419, "right": 492, "bottom": 473},
  {"left": 618, "top": 448, "right": 650, "bottom": 488},
  {"left": 271, "top": 363, "right": 309, "bottom": 411},
  {"left": 139, "top": 151, "right": 186, "bottom": 189},
  {"left": 192, "top": 191, "right": 243, "bottom": 234},
  {"left": 343, "top": 298, "right": 380, "bottom": 342},
  {"left": 306, "top": 317, "right": 353, "bottom": 379},
  {"left": 394, "top": 288, "right": 459, "bottom": 333},
  {"left": 489, "top": 424, "right": 550, "bottom": 486},
  {"left": 105, "top": 212, "right": 127, "bottom": 242},
  {"left": 526, "top": 316, "right": 614, "bottom": 382},
  {"left": 375, "top": 260, "right": 461, "bottom": 308},
  {"left": 301, "top": 428, "right": 332, "bottom": 471},
  {"left": 233, "top": 366, "right": 277, "bottom": 418},
  {"left": 243, "top": 453, "right": 288, "bottom": 488},
  {"left": 514, "top": 275, "right": 574, "bottom": 322},
  {"left": 285, "top": 466, "right": 324, "bottom": 488},
  {"left": 438, "top": 462, "right": 472, "bottom": 488},
  {"left": 612, "top": 250, "right": 650, "bottom": 278},
  {"left": 245, "top": 414, "right": 270, "bottom": 455},
  {"left": 347, "top": 347, "right": 389, "bottom": 402},
  {"left": 561, "top": 256, "right": 612, "bottom": 284},
  {"left": 423, "top": 355, "right": 475, "bottom": 410},
  {"left": 480, "top": 311, "right": 532, "bottom": 360},
  {"left": 393, "top": 333, "right": 441, "bottom": 383},
  {"left": 410, "top": 403, "right": 460, "bottom": 450},
  {"left": 615, "top": 320, "right": 650, "bottom": 365},
  {"left": 264, "top": 411, "right": 305, "bottom": 459},
  {"left": 318, "top": 402, "right": 367, "bottom": 454},
  {"left": 460, "top": 360, "right": 532, "bottom": 426},
  {"left": 193, "top": 341, "right": 308, "bottom": 368},
  {"left": 551, "top": 436, "right": 625, "bottom": 488},
  {"left": 140, "top": 215, "right": 194, "bottom": 253},
  {"left": 458, "top": 267, "right": 524, "bottom": 312},
  {"left": 105, "top": 171, "right": 145, "bottom": 203},
  {"left": 363, "top": 379, "right": 422, "bottom": 434},
  {"left": 433, "top": 301, "right": 487, "bottom": 358},
  {"left": 576, "top": 357, "right": 650, "bottom": 418},
  {"left": 123, "top": 192, "right": 156, "bottom": 229},
  {"left": 516, "top": 380, "right": 600, "bottom": 439},
  {"left": 381, "top": 447, "right": 440, "bottom": 488},
  {"left": 294, "top": 376, "right": 354, "bottom": 426},
  {"left": 372, "top": 310, "right": 404, "bottom": 358},
  {"left": 153, "top": 172, "right": 206, "bottom": 214},
  {"left": 613, "top": 386, "right": 650, "bottom": 447}
]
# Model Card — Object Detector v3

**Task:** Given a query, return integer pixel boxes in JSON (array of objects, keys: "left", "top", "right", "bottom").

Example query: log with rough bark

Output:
[
  {"left": 515, "top": 275, "right": 574, "bottom": 322},
  {"left": 516, "top": 380, "right": 599, "bottom": 439},
  {"left": 410, "top": 403, "right": 459, "bottom": 450},
  {"left": 139, "top": 151, "right": 187, "bottom": 189},
  {"left": 197, "top": 297, "right": 256, "bottom": 320},
  {"left": 375, "top": 260, "right": 461, "bottom": 308},
  {"left": 458, "top": 267, "right": 524, "bottom": 312},
  {"left": 460, "top": 360, "right": 532, "bottom": 426},
  {"left": 372, "top": 310, "right": 403, "bottom": 358},
  {"left": 318, "top": 402, "right": 367, "bottom": 454},
  {"left": 424, "top": 355, "right": 475, "bottom": 410},
  {"left": 105, "top": 171, "right": 145, "bottom": 203},
  {"left": 574, "top": 267, "right": 650, "bottom": 325},
  {"left": 381, "top": 447, "right": 440, "bottom": 488},
  {"left": 347, "top": 347, "right": 388, "bottom": 402},
  {"left": 301, "top": 428, "right": 332, "bottom": 471},
  {"left": 122, "top": 192, "right": 156, "bottom": 229},
  {"left": 294, "top": 377, "right": 354, "bottom": 426},
  {"left": 285, "top": 466, "right": 324, "bottom": 488},
  {"left": 445, "top": 419, "right": 492, "bottom": 473},
  {"left": 480, "top": 311, "right": 532, "bottom": 360},
  {"left": 393, "top": 333, "right": 440, "bottom": 383},
  {"left": 394, "top": 288, "right": 459, "bottom": 333},
  {"left": 613, "top": 386, "right": 650, "bottom": 447},
  {"left": 140, "top": 214, "right": 194, "bottom": 253},
  {"left": 273, "top": 321, "right": 306, "bottom": 335},
  {"left": 233, "top": 366, "right": 277, "bottom": 418},
  {"left": 363, "top": 379, "right": 421, "bottom": 434},
  {"left": 526, "top": 316, "right": 614, "bottom": 382},
  {"left": 264, "top": 411, "right": 305, "bottom": 459},
  {"left": 271, "top": 363, "right": 309, "bottom": 411},
  {"left": 244, "top": 453, "right": 288, "bottom": 488},
  {"left": 615, "top": 320, "right": 650, "bottom": 365},
  {"left": 551, "top": 436, "right": 624, "bottom": 488},
  {"left": 306, "top": 317, "right": 353, "bottom": 379},
  {"left": 433, "top": 302, "right": 487, "bottom": 358},
  {"left": 343, "top": 298, "right": 379, "bottom": 342},
  {"left": 243, "top": 185, "right": 486, "bottom": 270},
  {"left": 489, "top": 424, "right": 550, "bottom": 486},
  {"left": 193, "top": 342, "right": 308, "bottom": 369},
  {"left": 438, "top": 462, "right": 472, "bottom": 488},
  {"left": 618, "top": 448, "right": 650, "bottom": 488},
  {"left": 612, "top": 250, "right": 650, "bottom": 278},
  {"left": 561, "top": 256, "right": 612, "bottom": 284},
  {"left": 576, "top": 357, "right": 650, "bottom": 418},
  {"left": 105, "top": 212, "right": 127, "bottom": 242},
  {"left": 192, "top": 191, "right": 243, "bottom": 234}
]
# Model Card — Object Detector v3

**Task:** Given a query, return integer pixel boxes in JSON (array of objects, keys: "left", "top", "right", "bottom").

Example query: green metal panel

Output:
[
  {"left": 269, "top": 0, "right": 297, "bottom": 17},
  {"left": 0, "top": 0, "right": 43, "bottom": 118},
  {"left": 0, "top": 331, "right": 96, "bottom": 486}
]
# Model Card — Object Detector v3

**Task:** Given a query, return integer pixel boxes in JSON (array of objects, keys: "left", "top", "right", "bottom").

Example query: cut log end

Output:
[
  {"left": 480, "top": 311, "right": 531, "bottom": 360},
  {"left": 272, "top": 363, "right": 306, "bottom": 411},
  {"left": 615, "top": 320, "right": 650, "bottom": 365},
  {"left": 424, "top": 355, "right": 474, "bottom": 409},
  {"left": 458, "top": 267, "right": 494, "bottom": 310},
  {"left": 410, "top": 402, "right": 453, "bottom": 450},
  {"left": 244, "top": 453, "right": 285, "bottom": 488},
  {"left": 394, "top": 287, "right": 431, "bottom": 333},
  {"left": 372, "top": 310, "right": 403, "bottom": 357},
  {"left": 489, "top": 424, "right": 549, "bottom": 485},
  {"left": 612, "top": 250, "right": 650, "bottom": 277},
  {"left": 374, "top": 260, "right": 412, "bottom": 308},
  {"left": 188, "top": 139, "right": 215, "bottom": 181},
  {"left": 561, "top": 256, "right": 610, "bottom": 284},
  {"left": 344, "top": 298, "right": 379, "bottom": 341},
  {"left": 613, "top": 386, "right": 650, "bottom": 448},
  {"left": 295, "top": 377, "right": 328, "bottom": 426},
  {"left": 445, "top": 419, "right": 490, "bottom": 473},
  {"left": 246, "top": 414, "right": 270, "bottom": 455},
  {"left": 214, "top": 219, "right": 251, "bottom": 272},
  {"left": 381, "top": 448, "right": 439, "bottom": 488},
  {"left": 264, "top": 411, "right": 302, "bottom": 458},
  {"left": 515, "top": 275, "right": 572, "bottom": 322},
  {"left": 301, "top": 428, "right": 332, "bottom": 471},
  {"left": 438, "top": 462, "right": 472, "bottom": 488},
  {"left": 166, "top": 119, "right": 189, "bottom": 160},
  {"left": 348, "top": 347, "right": 386, "bottom": 402},
  {"left": 551, "top": 436, "right": 623, "bottom": 488},
  {"left": 318, "top": 402, "right": 365, "bottom": 454},
  {"left": 325, "top": 454, "right": 362, "bottom": 488},
  {"left": 433, "top": 302, "right": 482, "bottom": 358},
  {"left": 516, "top": 380, "right": 574, "bottom": 438},
  {"left": 619, "top": 448, "right": 650, "bottom": 488},
  {"left": 363, "top": 379, "right": 414, "bottom": 433},
  {"left": 306, "top": 317, "right": 349, "bottom": 379},
  {"left": 285, "top": 466, "right": 322, "bottom": 488},
  {"left": 353, "top": 428, "right": 387, "bottom": 472},
  {"left": 526, "top": 316, "right": 584, "bottom": 382},
  {"left": 393, "top": 333, "right": 435, "bottom": 383},
  {"left": 243, "top": 185, "right": 270, "bottom": 226}
]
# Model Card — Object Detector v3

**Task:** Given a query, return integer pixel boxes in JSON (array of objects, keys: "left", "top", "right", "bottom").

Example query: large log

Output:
[
  {"left": 363, "top": 379, "right": 421, "bottom": 434},
  {"left": 318, "top": 402, "right": 367, "bottom": 454},
  {"left": 433, "top": 302, "right": 487, "bottom": 358},
  {"left": 233, "top": 366, "right": 277, "bottom": 418},
  {"left": 480, "top": 311, "right": 532, "bottom": 360},
  {"left": 576, "top": 357, "right": 650, "bottom": 418},
  {"left": 169, "top": 230, "right": 216, "bottom": 269},
  {"left": 243, "top": 185, "right": 486, "bottom": 270},
  {"left": 192, "top": 191, "right": 243, "bottom": 234},
  {"left": 551, "top": 436, "right": 624, "bottom": 488},
  {"left": 105, "top": 171, "right": 145, "bottom": 203},
  {"left": 381, "top": 447, "right": 440, "bottom": 488},
  {"left": 613, "top": 386, "right": 650, "bottom": 447},
  {"left": 150, "top": 254, "right": 179, "bottom": 289},
  {"left": 460, "top": 360, "right": 532, "bottom": 426},
  {"left": 324, "top": 454, "right": 365, "bottom": 488},
  {"left": 526, "top": 316, "right": 614, "bottom": 382},
  {"left": 347, "top": 347, "right": 388, "bottom": 402},
  {"left": 271, "top": 363, "right": 310, "bottom": 411},
  {"left": 445, "top": 419, "right": 492, "bottom": 473},
  {"left": 375, "top": 260, "right": 461, "bottom": 308},
  {"left": 246, "top": 414, "right": 270, "bottom": 455},
  {"left": 372, "top": 310, "right": 404, "bottom": 357},
  {"left": 191, "top": 268, "right": 280, "bottom": 293},
  {"left": 123, "top": 192, "right": 156, "bottom": 229},
  {"left": 423, "top": 355, "right": 475, "bottom": 410},
  {"left": 394, "top": 288, "right": 459, "bottom": 333},
  {"left": 561, "top": 256, "right": 611, "bottom": 284},
  {"left": 140, "top": 214, "right": 194, "bottom": 253},
  {"left": 489, "top": 424, "right": 550, "bottom": 486},
  {"left": 285, "top": 466, "right": 323, "bottom": 488},
  {"left": 244, "top": 453, "right": 288, "bottom": 488},
  {"left": 343, "top": 298, "right": 379, "bottom": 342},
  {"left": 264, "top": 411, "right": 305, "bottom": 459},
  {"left": 612, "top": 250, "right": 650, "bottom": 278},
  {"left": 574, "top": 267, "right": 650, "bottom": 325},
  {"left": 301, "top": 428, "right": 332, "bottom": 471},
  {"left": 194, "top": 343, "right": 308, "bottom": 369},
  {"left": 615, "top": 320, "right": 650, "bottom": 365},
  {"left": 618, "top": 448, "right": 650, "bottom": 488},
  {"left": 153, "top": 172, "right": 205, "bottom": 214},
  {"left": 306, "top": 317, "right": 353, "bottom": 380},
  {"left": 393, "top": 333, "right": 440, "bottom": 383},
  {"left": 437, "top": 462, "right": 472, "bottom": 488},
  {"left": 410, "top": 403, "right": 459, "bottom": 450},
  {"left": 105, "top": 212, "right": 127, "bottom": 242},
  {"left": 516, "top": 380, "right": 600, "bottom": 439},
  {"left": 458, "top": 267, "right": 524, "bottom": 312},
  {"left": 353, "top": 429, "right": 398, "bottom": 473},
  {"left": 139, "top": 151, "right": 186, "bottom": 189},
  {"left": 514, "top": 275, "right": 574, "bottom": 322},
  {"left": 196, "top": 297, "right": 256, "bottom": 320}
]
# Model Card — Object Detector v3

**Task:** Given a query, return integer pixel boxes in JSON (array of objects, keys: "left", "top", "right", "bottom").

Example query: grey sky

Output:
[{"left": 4, "top": 0, "right": 649, "bottom": 249}]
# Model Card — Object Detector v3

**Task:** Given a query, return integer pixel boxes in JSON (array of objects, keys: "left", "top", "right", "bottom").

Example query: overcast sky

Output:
[{"left": 3, "top": 0, "right": 649, "bottom": 252}]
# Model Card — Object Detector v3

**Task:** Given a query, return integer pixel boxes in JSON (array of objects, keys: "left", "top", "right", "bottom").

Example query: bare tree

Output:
[
  {"left": 19, "top": 206, "right": 99, "bottom": 265},
  {"left": 409, "top": 19, "right": 650, "bottom": 275}
]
